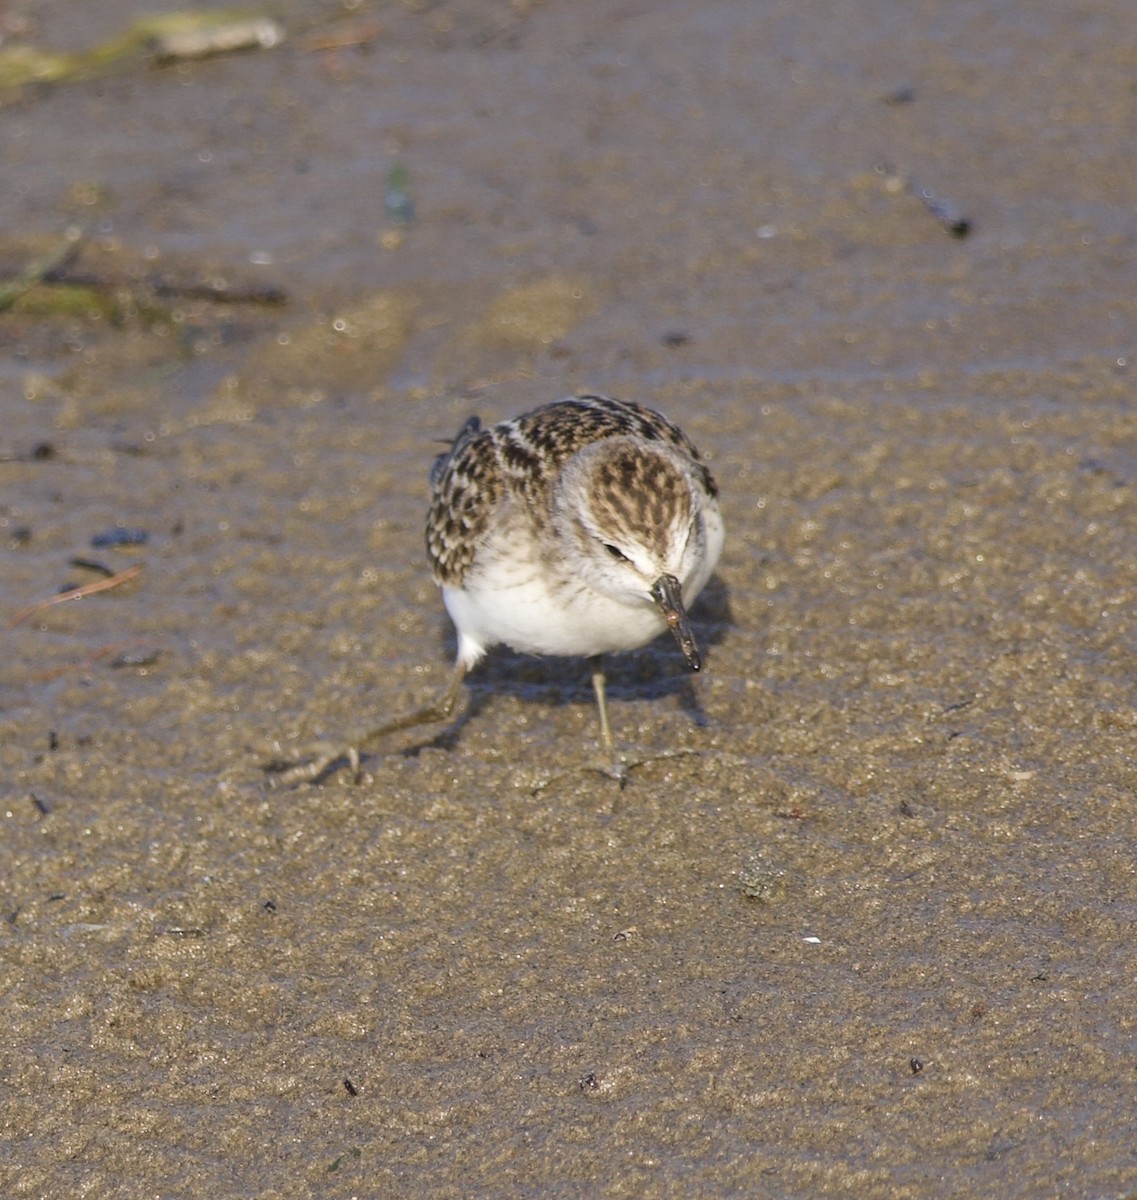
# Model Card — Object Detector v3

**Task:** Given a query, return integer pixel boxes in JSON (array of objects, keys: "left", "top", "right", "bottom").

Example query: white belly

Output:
[{"left": 443, "top": 574, "right": 669, "bottom": 667}]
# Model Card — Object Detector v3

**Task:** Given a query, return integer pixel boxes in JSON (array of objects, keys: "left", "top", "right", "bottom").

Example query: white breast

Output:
[{"left": 443, "top": 574, "right": 669, "bottom": 668}]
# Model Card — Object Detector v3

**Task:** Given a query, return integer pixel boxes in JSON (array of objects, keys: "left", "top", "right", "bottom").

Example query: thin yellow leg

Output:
[
  {"left": 589, "top": 655, "right": 614, "bottom": 752},
  {"left": 354, "top": 659, "right": 468, "bottom": 752},
  {"left": 266, "top": 659, "right": 468, "bottom": 786},
  {"left": 589, "top": 655, "right": 629, "bottom": 783}
]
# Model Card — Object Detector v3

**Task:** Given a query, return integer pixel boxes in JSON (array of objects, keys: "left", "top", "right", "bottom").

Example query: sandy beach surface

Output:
[{"left": 2, "top": 1, "right": 1135, "bottom": 1195}]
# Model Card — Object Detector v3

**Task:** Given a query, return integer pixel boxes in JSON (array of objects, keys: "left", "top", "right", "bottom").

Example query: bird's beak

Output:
[{"left": 650, "top": 574, "right": 702, "bottom": 671}]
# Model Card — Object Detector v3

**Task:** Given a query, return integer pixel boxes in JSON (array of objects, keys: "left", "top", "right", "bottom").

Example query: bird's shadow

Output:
[{"left": 409, "top": 573, "right": 734, "bottom": 754}]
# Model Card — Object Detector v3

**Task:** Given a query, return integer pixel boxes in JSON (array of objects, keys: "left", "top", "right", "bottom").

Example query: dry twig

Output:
[{"left": 7, "top": 563, "right": 144, "bottom": 629}]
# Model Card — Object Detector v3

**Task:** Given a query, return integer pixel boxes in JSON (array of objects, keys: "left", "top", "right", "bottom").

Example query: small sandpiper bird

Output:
[{"left": 270, "top": 393, "right": 724, "bottom": 783}]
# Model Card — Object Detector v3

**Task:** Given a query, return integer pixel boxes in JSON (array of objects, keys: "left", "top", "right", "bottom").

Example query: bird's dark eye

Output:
[{"left": 604, "top": 543, "right": 631, "bottom": 563}]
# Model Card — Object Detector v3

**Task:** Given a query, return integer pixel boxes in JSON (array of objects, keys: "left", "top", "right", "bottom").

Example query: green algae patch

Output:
[{"left": 0, "top": 10, "right": 281, "bottom": 93}]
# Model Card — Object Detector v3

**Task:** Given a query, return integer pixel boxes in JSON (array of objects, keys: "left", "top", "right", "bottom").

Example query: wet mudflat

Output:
[{"left": 2, "top": 1, "right": 1135, "bottom": 1196}]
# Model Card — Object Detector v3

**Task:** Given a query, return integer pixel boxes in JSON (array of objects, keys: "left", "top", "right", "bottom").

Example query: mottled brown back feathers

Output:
[{"left": 426, "top": 394, "right": 716, "bottom": 585}]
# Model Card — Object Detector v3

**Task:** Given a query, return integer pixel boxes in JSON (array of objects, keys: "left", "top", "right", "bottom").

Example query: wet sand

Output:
[{"left": 2, "top": 1, "right": 1136, "bottom": 1195}]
